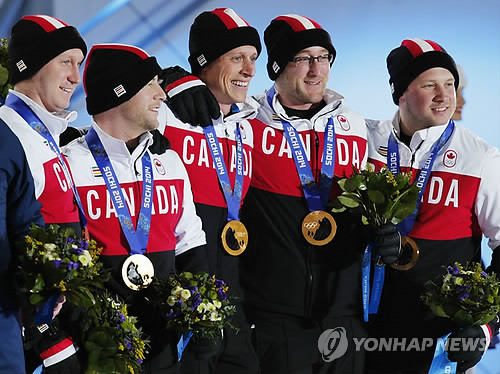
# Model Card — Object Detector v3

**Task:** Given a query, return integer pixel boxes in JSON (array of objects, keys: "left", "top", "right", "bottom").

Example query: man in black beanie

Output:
[
  {"left": 0, "top": 14, "right": 88, "bottom": 374},
  {"left": 238, "top": 14, "right": 370, "bottom": 374},
  {"left": 157, "top": 7, "right": 261, "bottom": 374},
  {"left": 365, "top": 38, "right": 500, "bottom": 374},
  {"left": 62, "top": 43, "right": 208, "bottom": 374}
]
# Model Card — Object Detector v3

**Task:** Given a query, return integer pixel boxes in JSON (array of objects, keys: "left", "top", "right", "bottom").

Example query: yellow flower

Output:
[{"left": 57, "top": 280, "right": 67, "bottom": 292}]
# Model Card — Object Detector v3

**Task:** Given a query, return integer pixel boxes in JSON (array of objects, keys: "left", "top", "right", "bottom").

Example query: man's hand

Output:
[
  {"left": 373, "top": 223, "right": 401, "bottom": 265},
  {"left": 447, "top": 316, "right": 500, "bottom": 372},
  {"left": 24, "top": 320, "right": 81, "bottom": 374},
  {"left": 159, "top": 66, "right": 219, "bottom": 127},
  {"left": 148, "top": 129, "right": 170, "bottom": 155}
]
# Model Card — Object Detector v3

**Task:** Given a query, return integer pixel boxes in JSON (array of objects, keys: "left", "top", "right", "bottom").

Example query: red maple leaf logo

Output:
[{"left": 447, "top": 153, "right": 455, "bottom": 159}]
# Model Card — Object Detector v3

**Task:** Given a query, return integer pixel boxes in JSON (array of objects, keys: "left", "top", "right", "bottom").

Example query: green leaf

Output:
[
  {"left": 337, "top": 195, "right": 360, "bottom": 208},
  {"left": 0, "top": 65, "right": 8, "bottom": 87},
  {"left": 331, "top": 206, "right": 347, "bottom": 213},
  {"left": 367, "top": 190, "right": 385, "bottom": 204},
  {"left": 29, "top": 293, "right": 45, "bottom": 305},
  {"left": 337, "top": 178, "right": 348, "bottom": 192},
  {"left": 361, "top": 215, "right": 369, "bottom": 225}
]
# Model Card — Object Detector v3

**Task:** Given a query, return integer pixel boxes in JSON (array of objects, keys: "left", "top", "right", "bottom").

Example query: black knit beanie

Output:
[
  {"left": 83, "top": 44, "right": 162, "bottom": 115},
  {"left": 264, "top": 14, "right": 336, "bottom": 80},
  {"left": 8, "top": 15, "right": 87, "bottom": 85},
  {"left": 188, "top": 8, "right": 261, "bottom": 76},
  {"left": 387, "top": 38, "right": 459, "bottom": 105}
]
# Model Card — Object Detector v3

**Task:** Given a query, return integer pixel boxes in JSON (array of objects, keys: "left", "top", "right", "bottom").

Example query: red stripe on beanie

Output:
[
  {"left": 212, "top": 8, "right": 250, "bottom": 29},
  {"left": 425, "top": 39, "right": 443, "bottom": 52},
  {"left": 274, "top": 15, "right": 323, "bottom": 32},
  {"left": 22, "top": 15, "right": 69, "bottom": 32},
  {"left": 39, "top": 337, "right": 74, "bottom": 360},
  {"left": 401, "top": 39, "right": 443, "bottom": 57}
]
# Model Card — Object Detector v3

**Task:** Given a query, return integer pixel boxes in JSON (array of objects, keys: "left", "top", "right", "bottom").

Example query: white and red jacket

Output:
[
  {"left": 62, "top": 121, "right": 206, "bottom": 265},
  {"left": 158, "top": 101, "right": 253, "bottom": 296},
  {"left": 240, "top": 88, "right": 368, "bottom": 319},
  {"left": 0, "top": 91, "right": 80, "bottom": 228},
  {"left": 366, "top": 113, "right": 500, "bottom": 341},
  {"left": 62, "top": 121, "right": 206, "bottom": 365}
]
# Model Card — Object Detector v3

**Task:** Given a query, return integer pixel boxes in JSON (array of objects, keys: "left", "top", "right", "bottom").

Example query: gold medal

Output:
[
  {"left": 221, "top": 220, "right": 248, "bottom": 256},
  {"left": 121, "top": 254, "right": 155, "bottom": 290},
  {"left": 302, "top": 210, "right": 337, "bottom": 246},
  {"left": 390, "top": 236, "right": 419, "bottom": 271}
]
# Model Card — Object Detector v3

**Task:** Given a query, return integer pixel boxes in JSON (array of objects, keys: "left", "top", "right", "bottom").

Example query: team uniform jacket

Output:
[
  {"left": 158, "top": 102, "right": 253, "bottom": 297},
  {"left": 0, "top": 119, "right": 43, "bottom": 374},
  {"left": 0, "top": 91, "right": 80, "bottom": 229},
  {"left": 62, "top": 121, "right": 206, "bottom": 367},
  {"left": 63, "top": 121, "right": 206, "bottom": 279},
  {"left": 240, "top": 88, "right": 368, "bottom": 320},
  {"left": 366, "top": 114, "right": 500, "bottom": 368}
]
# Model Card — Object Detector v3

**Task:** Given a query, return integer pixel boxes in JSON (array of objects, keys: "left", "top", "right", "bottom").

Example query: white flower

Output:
[
  {"left": 167, "top": 296, "right": 177, "bottom": 306},
  {"left": 78, "top": 250, "right": 92, "bottom": 266},
  {"left": 206, "top": 303, "right": 216, "bottom": 312},
  {"left": 209, "top": 311, "right": 221, "bottom": 321},
  {"left": 172, "top": 286, "right": 183, "bottom": 296},
  {"left": 44, "top": 243, "right": 57, "bottom": 251},
  {"left": 213, "top": 300, "right": 221, "bottom": 308},
  {"left": 43, "top": 243, "right": 60, "bottom": 261},
  {"left": 180, "top": 289, "right": 191, "bottom": 300},
  {"left": 197, "top": 303, "right": 206, "bottom": 313}
]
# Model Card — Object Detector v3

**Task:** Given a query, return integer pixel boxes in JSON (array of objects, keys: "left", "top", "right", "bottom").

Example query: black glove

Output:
[
  {"left": 24, "top": 320, "right": 81, "bottom": 374},
  {"left": 486, "top": 245, "right": 500, "bottom": 275},
  {"left": 447, "top": 315, "right": 500, "bottom": 372},
  {"left": 159, "top": 66, "right": 219, "bottom": 127},
  {"left": 187, "top": 333, "right": 223, "bottom": 360},
  {"left": 373, "top": 223, "right": 401, "bottom": 265},
  {"left": 149, "top": 129, "right": 171, "bottom": 155},
  {"left": 59, "top": 126, "right": 89, "bottom": 146}
]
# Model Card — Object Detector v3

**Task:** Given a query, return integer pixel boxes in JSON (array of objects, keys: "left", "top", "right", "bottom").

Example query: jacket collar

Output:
[
  {"left": 10, "top": 90, "right": 77, "bottom": 142},
  {"left": 392, "top": 110, "right": 450, "bottom": 150},
  {"left": 90, "top": 119, "right": 153, "bottom": 162}
]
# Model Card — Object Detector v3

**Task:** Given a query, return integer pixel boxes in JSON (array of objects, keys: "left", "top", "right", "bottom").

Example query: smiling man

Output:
[
  {"left": 0, "top": 15, "right": 87, "bottom": 374},
  {"left": 365, "top": 38, "right": 500, "bottom": 374},
  {"left": 239, "top": 14, "right": 369, "bottom": 374},
  {"left": 62, "top": 43, "right": 207, "bottom": 373},
  {"left": 158, "top": 8, "right": 261, "bottom": 374}
]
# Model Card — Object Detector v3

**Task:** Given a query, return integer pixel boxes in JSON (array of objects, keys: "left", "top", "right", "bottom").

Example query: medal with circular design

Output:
[
  {"left": 121, "top": 254, "right": 155, "bottom": 291},
  {"left": 390, "top": 236, "right": 420, "bottom": 271},
  {"left": 302, "top": 210, "right": 337, "bottom": 246},
  {"left": 221, "top": 220, "right": 248, "bottom": 256}
]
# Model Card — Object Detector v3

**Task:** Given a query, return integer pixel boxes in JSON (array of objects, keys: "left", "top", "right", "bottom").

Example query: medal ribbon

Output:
[
  {"left": 177, "top": 331, "right": 193, "bottom": 361},
  {"left": 362, "top": 120, "right": 456, "bottom": 322},
  {"left": 203, "top": 104, "right": 244, "bottom": 222},
  {"left": 387, "top": 120, "right": 455, "bottom": 235},
  {"left": 266, "top": 85, "right": 335, "bottom": 212},
  {"left": 428, "top": 333, "right": 457, "bottom": 374},
  {"left": 85, "top": 127, "right": 153, "bottom": 254},
  {"left": 5, "top": 94, "right": 87, "bottom": 229},
  {"left": 388, "top": 122, "right": 455, "bottom": 374}
]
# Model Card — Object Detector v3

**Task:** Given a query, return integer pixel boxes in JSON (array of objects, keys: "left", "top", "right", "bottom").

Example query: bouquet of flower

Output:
[
  {"left": 0, "top": 38, "right": 13, "bottom": 103},
  {"left": 84, "top": 290, "right": 149, "bottom": 374},
  {"left": 18, "top": 223, "right": 107, "bottom": 309},
  {"left": 330, "top": 164, "right": 420, "bottom": 227},
  {"left": 421, "top": 262, "right": 500, "bottom": 327},
  {"left": 149, "top": 272, "right": 237, "bottom": 340}
]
